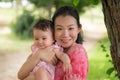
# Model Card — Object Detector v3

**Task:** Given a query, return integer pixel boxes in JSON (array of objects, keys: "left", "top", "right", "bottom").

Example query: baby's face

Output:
[{"left": 33, "top": 28, "right": 54, "bottom": 49}]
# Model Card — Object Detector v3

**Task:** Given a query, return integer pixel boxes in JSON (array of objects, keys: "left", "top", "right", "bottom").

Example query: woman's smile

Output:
[{"left": 61, "top": 39, "right": 71, "bottom": 43}]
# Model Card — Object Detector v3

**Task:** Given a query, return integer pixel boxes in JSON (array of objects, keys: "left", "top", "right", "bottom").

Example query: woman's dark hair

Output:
[{"left": 52, "top": 6, "right": 83, "bottom": 44}]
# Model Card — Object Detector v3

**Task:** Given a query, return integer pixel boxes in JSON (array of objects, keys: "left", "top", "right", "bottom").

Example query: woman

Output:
[
  {"left": 52, "top": 6, "right": 88, "bottom": 80},
  {"left": 18, "top": 6, "right": 88, "bottom": 80}
]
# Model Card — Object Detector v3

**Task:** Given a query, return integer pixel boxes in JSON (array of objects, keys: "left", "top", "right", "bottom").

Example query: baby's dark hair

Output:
[{"left": 33, "top": 18, "right": 53, "bottom": 33}]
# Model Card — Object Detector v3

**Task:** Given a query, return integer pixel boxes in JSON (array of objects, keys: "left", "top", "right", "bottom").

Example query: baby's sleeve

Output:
[{"left": 31, "top": 44, "right": 38, "bottom": 53}]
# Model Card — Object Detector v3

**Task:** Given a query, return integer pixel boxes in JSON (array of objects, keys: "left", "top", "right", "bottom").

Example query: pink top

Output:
[{"left": 54, "top": 43, "right": 89, "bottom": 80}]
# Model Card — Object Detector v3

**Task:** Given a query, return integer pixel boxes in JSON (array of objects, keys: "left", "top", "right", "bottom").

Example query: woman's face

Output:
[{"left": 54, "top": 15, "right": 81, "bottom": 48}]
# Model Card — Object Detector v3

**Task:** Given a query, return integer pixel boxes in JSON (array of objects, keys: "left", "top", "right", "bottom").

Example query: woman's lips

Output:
[{"left": 61, "top": 39, "right": 70, "bottom": 44}]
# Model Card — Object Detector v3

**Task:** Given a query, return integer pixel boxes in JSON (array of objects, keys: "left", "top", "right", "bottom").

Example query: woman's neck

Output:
[
  {"left": 63, "top": 48, "right": 69, "bottom": 53},
  {"left": 63, "top": 43, "right": 76, "bottom": 53}
]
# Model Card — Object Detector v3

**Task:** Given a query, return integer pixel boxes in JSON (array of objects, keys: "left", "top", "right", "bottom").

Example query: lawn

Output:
[{"left": 87, "top": 37, "right": 119, "bottom": 80}]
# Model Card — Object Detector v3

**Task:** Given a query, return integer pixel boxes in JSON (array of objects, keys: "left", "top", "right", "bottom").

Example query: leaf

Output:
[
  {"left": 73, "top": 0, "right": 79, "bottom": 6},
  {"left": 106, "top": 54, "right": 109, "bottom": 57},
  {"left": 106, "top": 67, "right": 114, "bottom": 75}
]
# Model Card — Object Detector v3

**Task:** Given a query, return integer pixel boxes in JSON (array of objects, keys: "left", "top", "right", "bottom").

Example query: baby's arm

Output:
[{"left": 53, "top": 49, "right": 72, "bottom": 73}]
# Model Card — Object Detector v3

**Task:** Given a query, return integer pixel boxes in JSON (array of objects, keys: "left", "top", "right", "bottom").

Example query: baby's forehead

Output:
[
  {"left": 45, "top": 28, "right": 53, "bottom": 32},
  {"left": 42, "top": 28, "right": 53, "bottom": 36},
  {"left": 33, "top": 28, "right": 53, "bottom": 36}
]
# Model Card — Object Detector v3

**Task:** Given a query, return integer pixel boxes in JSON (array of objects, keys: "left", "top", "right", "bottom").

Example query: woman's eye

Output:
[
  {"left": 56, "top": 28, "right": 62, "bottom": 30},
  {"left": 69, "top": 28, "right": 74, "bottom": 30}
]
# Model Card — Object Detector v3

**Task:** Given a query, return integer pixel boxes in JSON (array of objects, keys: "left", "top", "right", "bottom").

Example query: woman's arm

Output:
[
  {"left": 24, "top": 72, "right": 35, "bottom": 80},
  {"left": 18, "top": 47, "right": 57, "bottom": 80},
  {"left": 18, "top": 53, "right": 40, "bottom": 80},
  {"left": 37, "top": 47, "right": 57, "bottom": 64}
]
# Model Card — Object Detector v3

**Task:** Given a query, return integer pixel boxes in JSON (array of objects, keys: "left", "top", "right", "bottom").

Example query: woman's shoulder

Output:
[
  {"left": 73, "top": 43, "right": 85, "bottom": 50},
  {"left": 68, "top": 43, "right": 88, "bottom": 60},
  {"left": 68, "top": 43, "right": 86, "bottom": 54},
  {"left": 75, "top": 43, "right": 84, "bottom": 47}
]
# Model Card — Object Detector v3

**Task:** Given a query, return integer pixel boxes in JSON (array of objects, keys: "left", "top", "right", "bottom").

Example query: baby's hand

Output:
[{"left": 63, "top": 63, "right": 72, "bottom": 73}]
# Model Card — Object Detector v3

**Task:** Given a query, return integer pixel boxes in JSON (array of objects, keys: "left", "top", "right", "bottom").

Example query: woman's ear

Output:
[{"left": 78, "top": 24, "right": 82, "bottom": 32}]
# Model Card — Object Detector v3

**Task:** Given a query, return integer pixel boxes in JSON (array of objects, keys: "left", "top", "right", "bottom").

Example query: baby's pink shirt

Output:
[{"left": 31, "top": 43, "right": 62, "bottom": 80}]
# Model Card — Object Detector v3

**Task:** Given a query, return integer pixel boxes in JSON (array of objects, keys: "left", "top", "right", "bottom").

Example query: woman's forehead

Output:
[{"left": 55, "top": 15, "right": 77, "bottom": 26}]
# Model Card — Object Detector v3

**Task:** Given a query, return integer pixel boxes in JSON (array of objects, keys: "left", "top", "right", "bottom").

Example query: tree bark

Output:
[{"left": 101, "top": 0, "right": 120, "bottom": 78}]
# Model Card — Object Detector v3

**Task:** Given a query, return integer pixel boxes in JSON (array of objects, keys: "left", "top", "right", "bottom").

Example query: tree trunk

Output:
[
  {"left": 47, "top": 1, "right": 53, "bottom": 19},
  {"left": 101, "top": 0, "right": 120, "bottom": 78}
]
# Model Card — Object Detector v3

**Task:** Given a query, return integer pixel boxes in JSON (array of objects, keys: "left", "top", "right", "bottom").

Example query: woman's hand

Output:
[
  {"left": 18, "top": 54, "right": 38, "bottom": 80},
  {"left": 35, "top": 46, "right": 58, "bottom": 65},
  {"left": 24, "top": 72, "right": 35, "bottom": 80}
]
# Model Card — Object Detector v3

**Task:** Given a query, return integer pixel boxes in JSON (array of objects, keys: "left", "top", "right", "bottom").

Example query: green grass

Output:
[{"left": 87, "top": 36, "right": 119, "bottom": 80}]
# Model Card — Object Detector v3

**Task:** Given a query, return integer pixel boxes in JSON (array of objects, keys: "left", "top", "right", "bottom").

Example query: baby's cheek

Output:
[{"left": 34, "top": 41, "right": 37, "bottom": 44}]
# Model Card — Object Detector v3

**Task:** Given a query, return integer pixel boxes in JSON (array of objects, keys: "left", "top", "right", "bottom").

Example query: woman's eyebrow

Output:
[
  {"left": 67, "top": 24, "right": 74, "bottom": 27},
  {"left": 55, "top": 25, "right": 62, "bottom": 27},
  {"left": 55, "top": 24, "right": 75, "bottom": 27}
]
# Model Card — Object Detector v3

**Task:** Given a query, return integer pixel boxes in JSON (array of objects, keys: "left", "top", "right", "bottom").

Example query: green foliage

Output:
[
  {"left": 28, "top": 0, "right": 101, "bottom": 14},
  {"left": 105, "top": 54, "right": 118, "bottom": 78},
  {"left": 11, "top": 9, "right": 35, "bottom": 39},
  {"left": 106, "top": 67, "right": 115, "bottom": 75},
  {"left": 73, "top": 0, "right": 80, "bottom": 6},
  {"left": 75, "top": 0, "right": 101, "bottom": 13},
  {"left": 99, "top": 37, "right": 118, "bottom": 79},
  {"left": 29, "top": 0, "right": 50, "bottom": 7},
  {"left": 54, "top": 0, "right": 101, "bottom": 13},
  {"left": 89, "top": 0, "right": 100, "bottom": 5},
  {"left": 87, "top": 35, "right": 119, "bottom": 79}
]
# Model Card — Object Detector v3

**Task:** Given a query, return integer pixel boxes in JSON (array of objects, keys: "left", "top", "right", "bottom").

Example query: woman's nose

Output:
[{"left": 63, "top": 30, "right": 69, "bottom": 37}]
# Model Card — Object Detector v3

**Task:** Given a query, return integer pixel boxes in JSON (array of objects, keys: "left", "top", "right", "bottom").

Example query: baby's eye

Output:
[
  {"left": 35, "top": 38, "right": 39, "bottom": 40},
  {"left": 43, "top": 38, "right": 46, "bottom": 40}
]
